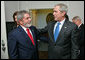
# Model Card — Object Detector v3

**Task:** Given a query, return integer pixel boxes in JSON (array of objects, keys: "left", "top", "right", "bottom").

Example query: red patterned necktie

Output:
[{"left": 26, "top": 28, "right": 35, "bottom": 45}]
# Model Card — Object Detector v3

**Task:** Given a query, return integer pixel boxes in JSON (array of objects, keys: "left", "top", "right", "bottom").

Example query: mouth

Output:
[{"left": 25, "top": 24, "right": 31, "bottom": 28}]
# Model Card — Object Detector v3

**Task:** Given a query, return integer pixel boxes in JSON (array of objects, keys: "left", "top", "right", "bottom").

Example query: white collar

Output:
[
  {"left": 78, "top": 23, "right": 82, "bottom": 28},
  {"left": 57, "top": 18, "right": 66, "bottom": 25},
  {"left": 20, "top": 25, "right": 30, "bottom": 33},
  {"left": 60, "top": 18, "right": 65, "bottom": 24},
  {"left": 54, "top": 18, "right": 66, "bottom": 33}
]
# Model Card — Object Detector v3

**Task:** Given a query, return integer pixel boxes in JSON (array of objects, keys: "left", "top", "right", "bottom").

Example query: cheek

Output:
[
  {"left": 76, "top": 21, "right": 79, "bottom": 24},
  {"left": 56, "top": 13, "right": 60, "bottom": 17},
  {"left": 73, "top": 22, "right": 77, "bottom": 24},
  {"left": 19, "top": 21, "right": 23, "bottom": 25},
  {"left": 26, "top": 20, "right": 30, "bottom": 24},
  {"left": 24, "top": 20, "right": 28, "bottom": 23},
  {"left": 23, "top": 19, "right": 28, "bottom": 23},
  {"left": 56, "top": 14, "right": 60, "bottom": 18}
]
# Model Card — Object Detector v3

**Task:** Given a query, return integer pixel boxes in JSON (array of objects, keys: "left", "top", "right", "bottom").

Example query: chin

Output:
[{"left": 25, "top": 24, "right": 30, "bottom": 28}]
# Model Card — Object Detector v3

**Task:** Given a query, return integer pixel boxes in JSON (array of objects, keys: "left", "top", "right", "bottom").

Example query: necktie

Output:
[
  {"left": 26, "top": 28, "right": 35, "bottom": 45},
  {"left": 54, "top": 22, "right": 61, "bottom": 42}
]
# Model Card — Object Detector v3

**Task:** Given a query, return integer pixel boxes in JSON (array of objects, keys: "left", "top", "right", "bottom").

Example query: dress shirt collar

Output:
[
  {"left": 78, "top": 23, "right": 82, "bottom": 28},
  {"left": 54, "top": 18, "right": 66, "bottom": 33},
  {"left": 59, "top": 18, "right": 66, "bottom": 25},
  {"left": 20, "top": 25, "right": 30, "bottom": 33}
]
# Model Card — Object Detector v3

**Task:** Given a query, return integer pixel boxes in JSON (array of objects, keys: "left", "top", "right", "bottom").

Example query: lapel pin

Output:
[{"left": 64, "top": 27, "right": 67, "bottom": 28}]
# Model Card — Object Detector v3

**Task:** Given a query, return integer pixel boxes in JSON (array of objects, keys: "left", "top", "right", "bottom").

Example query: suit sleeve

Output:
[
  {"left": 38, "top": 26, "right": 48, "bottom": 33},
  {"left": 35, "top": 26, "right": 49, "bottom": 43},
  {"left": 7, "top": 33, "right": 18, "bottom": 59},
  {"left": 71, "top": 25, "right": 80, "bottom": 59}
]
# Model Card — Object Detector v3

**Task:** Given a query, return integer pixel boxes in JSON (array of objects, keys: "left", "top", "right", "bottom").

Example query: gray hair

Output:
[
  {"left": 17, "top": 10, "right": 29, "bottom": 22},
  {"left": 72, "top": 16, "right": 81, "bottom": 21},
  {"left": 55, "top": 3, "right": 68, "bottom": 13}
]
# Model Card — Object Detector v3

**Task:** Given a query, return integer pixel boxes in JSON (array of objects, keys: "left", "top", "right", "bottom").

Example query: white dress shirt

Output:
[
  {"left": 21, "top": 25, "right": 33, "bottom": 37},
  {"left": 54, "top": 18, "right": 66, "bottom": 34}
]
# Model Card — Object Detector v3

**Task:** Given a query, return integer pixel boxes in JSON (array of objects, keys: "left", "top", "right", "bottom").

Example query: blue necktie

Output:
[{"left": 54, "top": 22, "right": 61, "bottom": 42}]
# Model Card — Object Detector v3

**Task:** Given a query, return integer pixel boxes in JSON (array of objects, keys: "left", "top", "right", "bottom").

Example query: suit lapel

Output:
[
  {"left": 18, "top": 26, "right": 28, "bottom": 39},
  {"left": 18, "top": 26, "right": 34, "bottom": 45},
  {"left": 79, "top": 24, "right": 84, "bottom": 30},
  {"left": 29, "top": 27, "right": 36, "bottom": 45}
]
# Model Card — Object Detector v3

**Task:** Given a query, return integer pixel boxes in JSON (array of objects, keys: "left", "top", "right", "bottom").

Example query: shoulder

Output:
[
  {"left": 8, "top": 27, "right": 19, "bottom": 36},
  {"left": 66, "top": 20, "right": 78, "bottom": 28},
  {"left": 29, "top": 25, "right": 38, "bottom": 31},
  {"left": 30, "top": 25, "right": 37, "bottom": 29},
  {"left": 63, "top": 20, "right": 79, "bottom": 32}
]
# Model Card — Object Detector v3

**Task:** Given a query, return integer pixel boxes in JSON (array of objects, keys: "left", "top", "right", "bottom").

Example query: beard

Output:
[{"left": 23, "top": 23, "right": 32, "bottom": 28}]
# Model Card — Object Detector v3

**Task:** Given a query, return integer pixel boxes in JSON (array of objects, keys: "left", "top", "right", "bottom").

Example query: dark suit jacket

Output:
[
  {"left": 39, "top": 19, "right": 79, "bottom": 59},
  {"left": 8, "top": 25, "right": 40, "bottom": 59},
  {"left": 78, "top": 24, "right": 84, "bottom": 59}
]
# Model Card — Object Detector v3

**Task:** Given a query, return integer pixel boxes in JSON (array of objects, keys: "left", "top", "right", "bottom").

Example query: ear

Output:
[
  {"left": 62, "top": 11, "right": 66, "bottom": 16},
  {"left": 19, "top": 20, "right": 23, "bottom": 25},
  {"left": 15, "top": 19, "right": 17, "bottom": 22}
]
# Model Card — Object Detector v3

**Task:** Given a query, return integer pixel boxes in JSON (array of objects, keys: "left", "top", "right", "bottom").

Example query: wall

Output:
[
  {"left": 4, "top": 1, "right": 19, "bottom": 22},
  {"left": 67, "top": 1, "right": 84, "bottom": 23},
  {"left": 5, "top": 1, "right": 84, "bottom": 23},
  {"left": 37, "top": 9, "right": 53, "bottom": 28}
]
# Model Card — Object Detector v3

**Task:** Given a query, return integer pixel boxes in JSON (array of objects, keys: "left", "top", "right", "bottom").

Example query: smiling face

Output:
[
  {"left": 20, "top": 13, "right": 32, "bottom": 28},
  {"left": 53, "top": 6, "right": 66, "bottom": 22}
]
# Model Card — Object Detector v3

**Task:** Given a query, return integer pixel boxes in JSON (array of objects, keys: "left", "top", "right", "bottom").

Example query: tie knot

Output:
[
  {"left": 57, "top": 22, "right": 61, "bottom": 25},
  {"left": 26, "top": 28, "right": 29, "bottom": 32}
]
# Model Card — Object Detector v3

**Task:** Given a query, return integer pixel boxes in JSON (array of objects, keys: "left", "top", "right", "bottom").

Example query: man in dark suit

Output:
[
  {"left": 38, "top": 3, "right": 79, "bottom": 59},
  {"left": 7, "top": 10, "right": 47, "bottom": 59},
  {"left": 72, "top": 16, "right": 84, "bottom": 59}
]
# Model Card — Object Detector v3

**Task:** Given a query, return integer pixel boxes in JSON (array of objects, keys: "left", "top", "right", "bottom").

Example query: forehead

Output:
[{"left": 53, "top": 6, "right": 60, "bottom": 10}]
